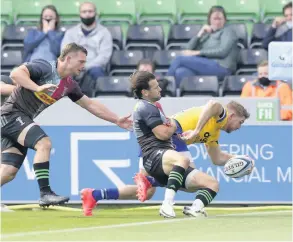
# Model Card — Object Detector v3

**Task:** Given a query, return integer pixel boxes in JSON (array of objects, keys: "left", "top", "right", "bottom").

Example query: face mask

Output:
[
  {"left": 286, "top": 21, "right": 292, "bottom": 29},
  {"left": 258, "top": 77, "right": 271, "bottom": 86},
  {"left": 43, "top": 18, "right": 53, "bottom": 23},
  {"left": 80, "top": 16, "right": 96, "bottom": 26}
]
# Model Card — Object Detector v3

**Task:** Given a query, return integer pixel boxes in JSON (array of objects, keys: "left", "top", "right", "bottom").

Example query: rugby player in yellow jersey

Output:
[{"left": 81, "top": 91, "right": 253, "bottom": 218}]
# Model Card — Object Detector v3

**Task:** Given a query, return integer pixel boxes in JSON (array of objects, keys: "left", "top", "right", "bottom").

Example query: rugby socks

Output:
[
  {"left": 33, "top": 161, "right": 51, "bottom": 193},
  {"left": 193, "top": 188, "right": 217, "bottom": 209},
  {"left": 92, "top": 188, "right": 119, "bottom": 201},
  {"left": 165, "top": 165, "right": 186, "bottom": 201},
  {"left": 146, "top": 176, "right": 162, "bottom": 187}
]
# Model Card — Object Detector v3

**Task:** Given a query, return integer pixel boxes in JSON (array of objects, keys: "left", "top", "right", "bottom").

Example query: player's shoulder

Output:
[
  {"left": 24, "top": 59, "right": 53, "bottom": 72},
  {"left": 134, "top": 100, "right": 158, "bottom": 113}
]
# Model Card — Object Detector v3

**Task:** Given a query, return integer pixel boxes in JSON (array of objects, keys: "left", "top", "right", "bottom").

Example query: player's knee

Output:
[
  {"left": 177, "top": 156, "right": 190, "bottom": 169},
  {"left": 146, "top": 187, "right": 156, "bottom": 200},
  {"left": 0, "top": 164, "right": 18, "bottom": 182},
  {"left": 35, "top": 137, "right": 52, "bottom": 151}
]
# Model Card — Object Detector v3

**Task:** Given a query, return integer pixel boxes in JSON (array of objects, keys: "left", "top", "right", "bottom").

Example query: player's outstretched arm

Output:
[
  {"left": 75, "top": 95, "right": 132, "bottom": 130},
  {"left": 181, "top": 100, "right": 223, "bottom": 142},
  {"left": 205, "top": 144, "right": 234, "bottom": 166}
]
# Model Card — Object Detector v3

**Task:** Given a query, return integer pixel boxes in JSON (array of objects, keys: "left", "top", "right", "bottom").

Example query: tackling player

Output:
[
  {"left": 0, "top": 43, "right": 132, "bottom": 207},
  {"left": 81, "top": 98, "right": 253, "bottom": 217}
]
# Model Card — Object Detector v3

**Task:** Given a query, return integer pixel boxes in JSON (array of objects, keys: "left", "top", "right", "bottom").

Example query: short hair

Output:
[
  {"left": 207, "top": 6, "right": 227, "bottom": 25},
  {"left": 137, "top": 59, "right": 156, "bottom": 72},
  {"left": 130, "top": 71, "right": 156, "bottom": 99},
  {"left": 283, "top": 2, "right": 292, "bottom": 14},
  {"left": 79, "top": 2, "right": 97, "bottom": 12},
  {"left": 227, "top": 101, "right": 250, "bottom": 119},
  {"left": 59, "top": 43, "right": 87, "bottom": 61},
  {"left": 257, "top": 60, "right": 268, "bottom": 68}
]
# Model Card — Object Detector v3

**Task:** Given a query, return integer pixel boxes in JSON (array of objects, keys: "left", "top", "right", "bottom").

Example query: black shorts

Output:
[
  {"left": 143, "top": 148, "right": 194, "bottom": 189},
  {"left": 1, "top": 112, "right": 46, "bottom": 154}
]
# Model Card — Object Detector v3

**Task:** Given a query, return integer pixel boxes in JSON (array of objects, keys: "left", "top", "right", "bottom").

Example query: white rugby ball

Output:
[{"left": 224, "top": 156, "right": 253, "bottom": 178}]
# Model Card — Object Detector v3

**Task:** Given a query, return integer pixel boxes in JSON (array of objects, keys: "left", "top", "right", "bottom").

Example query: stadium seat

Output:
[
  {"left": 136, "top": 0, "right": 177, "bottom": 24},
  {"left": 228, "top": 23, "right": 248, "bottom": 49},
  {"left": 177, "top": 0, "right": 218, "bottom": 24},
  {"left": 179, "top": 76, "right": 219, "bottom": 97},
  {"left": 109, "top": 50, "right": 144, "bottom": 76},
  {"left": 1, "top": 25, "right": 37, "bottom": 51},
  {"left": 1, "top": 0, "right": 13, "bottom": 25},
  {"left": 105, "top": 25, "right": 123, "bottom": 50},
  {"left": 261, "top": 0, "right": 291, "bottom": 23},
  {"left": 95, "top": 0, "right": 136, "bottom": 25},
  {"left": 95, "top": 76, "right": 132, "bottom": 97},
  {"left": 166, "top": 24, "right": 202, "bottom": 50},
  {"left": 236, "top": 48, "right": 268, "bottom": 75},
  {"left": 250, "top": 23, "right": 271, "bottom": 48},
  {"left": 51, "top": 0, "right": 81, "bottom": 23},
  {"left": 13, "top": 0, "right": 52, "bottom": 25},
  {"left": 1, "top": 50, "right": 23, "bottom": 70},
  {"left": 218, "top": 0, "right": 261, "bottom": 23},
  {"left": 152, "top": 50, "right": 182, "bottom": 74},
  {"left": 221, "top": 75, "right": 255, "bottom": 96},
  {"left": 125, "top": 25, "right": 164, "bottom": 51}
]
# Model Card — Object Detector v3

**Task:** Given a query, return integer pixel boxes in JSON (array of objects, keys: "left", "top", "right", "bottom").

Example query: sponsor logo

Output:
[
  {"left": 34, "top": 92, "right": 56, "bottom": 105},
  {"left": 16, "top": 117, "right": 25, "bottom": 126}
]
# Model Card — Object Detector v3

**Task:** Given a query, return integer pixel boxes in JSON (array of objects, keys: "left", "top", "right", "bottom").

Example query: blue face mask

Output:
[{"left": 286, "top": 21, "right": 292, "bottom": 29}]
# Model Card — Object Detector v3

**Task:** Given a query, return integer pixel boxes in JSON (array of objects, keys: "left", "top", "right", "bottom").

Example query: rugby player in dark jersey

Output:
[
  {"left": 130, "top": 71, "right": 190, "bottom": 218},
  {"left": 0, "top": 43, "right": 132, "bottom": 207}
]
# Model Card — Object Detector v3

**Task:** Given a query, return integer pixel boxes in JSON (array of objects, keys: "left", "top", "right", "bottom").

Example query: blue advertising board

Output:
[{"left": 1, "top": 125, "right": 292, "bottom": 204}]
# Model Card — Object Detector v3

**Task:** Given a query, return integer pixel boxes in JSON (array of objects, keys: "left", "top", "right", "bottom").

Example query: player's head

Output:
[
  {"left": 59, "top": 43, "right": 87, "bottom": 76},
  {"left": 130, "top": 71, "right": 161, "bottom": 102},
  {"left": 224, "top": 101, "right": 250, "bottom": 133}
]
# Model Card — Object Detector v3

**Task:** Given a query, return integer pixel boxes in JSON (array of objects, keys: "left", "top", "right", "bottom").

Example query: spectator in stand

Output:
[
  {"left": 61, "top": 1, "right": 113, "bottom": 95},
  {"left": 241, "top": 61, "right": 292, "bottom": 121},
  {"left": 263, "top": 2, "right": 292, "bottom": 50},
  {"left": 137, "top": 59, "right": 169, "bottom": 96},
  {"left": 23, "top": 5, "right": 64, "bottom": 62},
  {"left": 167, "top": 6, "right": 238, "bottom": 87}
]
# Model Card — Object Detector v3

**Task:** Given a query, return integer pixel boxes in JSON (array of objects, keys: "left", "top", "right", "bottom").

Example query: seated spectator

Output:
[
  {"left": 241, "top": 61, "right": 292, "bottom": 121},
  {"left": 167, "top": 6, "right": 238, "bottom": 87},
  {"left": 23, "top": 5, "right": 64, "bottom": 62},
  {"left": 61, "top": 1, "right": 113, "bottom": 95},
  {"left": 262, "top": 2, "right": 292, "bottom": 50},
  {"left": 137, "top": 59, "right": 169, "bottom": 96}
]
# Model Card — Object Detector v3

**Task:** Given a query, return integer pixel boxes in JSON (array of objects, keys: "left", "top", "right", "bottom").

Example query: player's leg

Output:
[
  {"left": 1, "top": 138, "right": 27, "bottom": 186},
  {"left": 150, "top": 149, "right": 189, "bottom": 218},
  {"left": 16, "top": 123, "right": 69, "bottom": 206},
  {"left": 181, "top": 167, "right": 219, "bottom": 217}
]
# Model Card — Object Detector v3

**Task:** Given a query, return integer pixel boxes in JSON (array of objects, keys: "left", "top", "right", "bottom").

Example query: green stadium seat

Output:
[
  {"left": 177, "top": 0, "right": 218, "bottom": 24},
  {"left": 136, "top": 0, "right": 177, "bottom": 24},
  {"left": 260, "top": 0, "right": 291, "bottom": 23},
  {"left": 13, "top": 0, "right": 52, "bottom": 25},
  {"left": 1, "top": 0, "right": 13, "bottom": 25},
  {"left": 51, "top": 0, "right": 81, "bottom": 23},
  {"left": 94, "top": 0, "right": 136, "bottom": 25},
  {"left": 218, "top": 0, "right": 261, "bottom": 23}
]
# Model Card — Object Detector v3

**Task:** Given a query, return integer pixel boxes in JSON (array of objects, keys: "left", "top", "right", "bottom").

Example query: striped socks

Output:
[
  {"left": 194, "top": 188, "right": 217, "bottom": 208},
  {"left": 33, "top": 161, "right": 51, "bottom": 193},
  {"left": 166, "top": 165, "right": 186, "bottom": 192}
]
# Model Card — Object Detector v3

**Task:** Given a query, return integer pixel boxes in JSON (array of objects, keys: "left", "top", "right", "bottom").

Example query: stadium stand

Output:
[{"left": 0, "top": 0, "right": 291, "bottom": 99}]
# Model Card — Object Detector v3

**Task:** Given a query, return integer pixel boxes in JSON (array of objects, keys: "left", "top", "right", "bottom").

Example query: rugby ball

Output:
[{"left": 224, "top": 156, "right": 254, "bottom": 178}]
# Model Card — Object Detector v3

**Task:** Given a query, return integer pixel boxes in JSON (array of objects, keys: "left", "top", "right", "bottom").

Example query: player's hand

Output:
[
  {"left": 179, "top": 129, "right": 199, "bottom": 143},
  {"left": 36, "top": 84, "right": 58, "bottom": 93},
  {"left": 116, "top": 114, "right": 133, "bottom": 131},
  {"left": 272, "top": 17, "right": 286, "bottom": 28}
]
